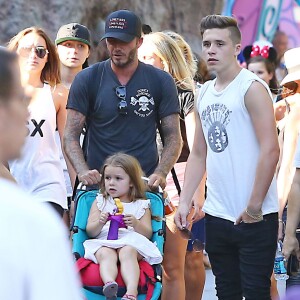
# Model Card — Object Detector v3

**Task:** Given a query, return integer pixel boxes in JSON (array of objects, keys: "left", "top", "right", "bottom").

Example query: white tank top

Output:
[
  {"left": 9, "top": 84, "right": 67, "bottom": 209},
  {"left": 197, "top": 68, "right": 278, "bottom": 222}
]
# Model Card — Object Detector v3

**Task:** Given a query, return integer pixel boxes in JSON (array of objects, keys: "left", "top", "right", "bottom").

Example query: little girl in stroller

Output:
[{"left": 84, "top": 153, "right": 162, "bottom": 300}]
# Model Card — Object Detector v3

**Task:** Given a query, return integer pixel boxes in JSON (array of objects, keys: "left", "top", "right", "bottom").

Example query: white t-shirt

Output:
[
  {"left": 197, "top": 68, "right": 279, "bottom": 222},
  {"left": 0, "top": 179, "right": 82, "bottom": 300}
]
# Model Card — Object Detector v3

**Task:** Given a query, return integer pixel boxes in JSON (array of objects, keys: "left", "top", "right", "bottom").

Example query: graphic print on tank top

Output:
[{"left": 201, "top": 103, "right": 232, "bottom": 153}]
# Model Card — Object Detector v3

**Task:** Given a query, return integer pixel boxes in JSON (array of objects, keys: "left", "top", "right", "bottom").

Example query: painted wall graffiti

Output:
[
  {"left": 278, "top": 0, "right": 300, "bottom": 47},
  {"left": 223, "top": 0, "right": 300, "bottom": 48}
]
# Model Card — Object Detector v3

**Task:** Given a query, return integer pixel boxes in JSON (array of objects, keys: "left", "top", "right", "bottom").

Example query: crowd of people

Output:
[{"left": 1, "top": 7, "right": 300, "bottom": 300}]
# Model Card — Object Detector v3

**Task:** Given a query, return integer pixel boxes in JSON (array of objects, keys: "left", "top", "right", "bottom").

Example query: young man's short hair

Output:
[{"left": 200, "top": 15, "right": 241, "bottom": 44}]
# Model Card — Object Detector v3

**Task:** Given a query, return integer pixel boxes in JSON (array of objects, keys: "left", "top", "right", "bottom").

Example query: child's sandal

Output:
[
  {"left": 121, "top": 294, "right": 137, "bottom": 300},
  {"left": 103, "top": 281, "right": 118, "bottom": 299}
]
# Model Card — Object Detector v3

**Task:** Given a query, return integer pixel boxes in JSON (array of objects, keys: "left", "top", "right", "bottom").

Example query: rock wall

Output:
[{"left": 0, "top": 0, "right": 224, "bottom": 62}]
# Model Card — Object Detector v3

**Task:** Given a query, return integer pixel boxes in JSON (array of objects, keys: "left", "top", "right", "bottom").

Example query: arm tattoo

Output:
[
  {"left": 156, "top": 114, "right": 182, "bottom": 176},
  {"left": 63, "top": 109, "right": 89, "bottom": 174}
]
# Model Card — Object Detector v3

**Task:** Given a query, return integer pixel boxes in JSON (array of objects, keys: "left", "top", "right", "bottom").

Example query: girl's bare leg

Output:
[
  {"left": 95, "top": 247, "right": 118, "bottom": 283},
  {"left": 118, "top": 246, "right": 141, "bottom": 297}
]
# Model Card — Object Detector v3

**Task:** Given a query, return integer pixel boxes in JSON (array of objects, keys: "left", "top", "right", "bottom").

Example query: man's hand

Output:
[
  {"left": 283, "top": 234, "right": 300, "bottom": 261},
  {"left": 174, "top": 202, "right": 190, "bottom": 230},
  {"left": 148, "top": 173, "right": 166, "bottom": 190},
  {"left": 78, "top": 169, "right": 101, "bottom": 186},
  {"left": 235, "top": 209, "right": 263, "bottom": 225}
]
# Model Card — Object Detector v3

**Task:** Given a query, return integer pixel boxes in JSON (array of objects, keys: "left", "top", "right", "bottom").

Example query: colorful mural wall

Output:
[{"left": 223, "top": 0, "right": 300, "bottom": 48}]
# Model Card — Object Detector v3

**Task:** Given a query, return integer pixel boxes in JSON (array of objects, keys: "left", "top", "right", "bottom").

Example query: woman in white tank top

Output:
[{"left": 7, "top": 27, "right": 68, "bottom": 216}]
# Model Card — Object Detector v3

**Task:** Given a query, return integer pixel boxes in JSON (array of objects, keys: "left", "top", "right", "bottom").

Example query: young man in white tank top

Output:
[{"left": 175, "top": 15, "right": 279, "bottom": 300}]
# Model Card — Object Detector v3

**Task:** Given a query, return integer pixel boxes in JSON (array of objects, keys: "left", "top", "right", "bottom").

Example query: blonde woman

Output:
[
  {"left": 7, "top": 27, "right": 68, "bottom": 216},
  {"left": 139, "top": 32, "right": 205, "bottom": 300},
  {"left": 164, "top": 31, "right": 197, "bottom": 81},
  {"left": 165, "top": 30, "right": 207, "bottom": 300}
]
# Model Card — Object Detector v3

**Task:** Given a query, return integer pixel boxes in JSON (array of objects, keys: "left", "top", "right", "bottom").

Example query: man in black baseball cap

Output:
[
  {"left": 65, "top": 11, "right": 181, "bottom": 299},
  {"left": 101, "top": 10, "right": 142, "bottom": 42}
]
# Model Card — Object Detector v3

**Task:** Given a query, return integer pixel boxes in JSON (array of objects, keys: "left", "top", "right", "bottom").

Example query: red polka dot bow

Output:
[{"left": 250, "top": 45, "right": 270, "bottom": 58}]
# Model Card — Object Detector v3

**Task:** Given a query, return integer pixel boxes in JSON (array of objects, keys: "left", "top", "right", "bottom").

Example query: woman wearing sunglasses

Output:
[{"left": 7, "top": 27, "right": 67, "bottom": 217}]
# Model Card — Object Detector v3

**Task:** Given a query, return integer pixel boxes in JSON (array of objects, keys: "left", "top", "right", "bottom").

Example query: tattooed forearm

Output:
[
  {"left": 155, "top": 114, "right": 182, "bottom": 176},
  {"left": 63, "top": 109, "right": 89, "bottom": 175}
]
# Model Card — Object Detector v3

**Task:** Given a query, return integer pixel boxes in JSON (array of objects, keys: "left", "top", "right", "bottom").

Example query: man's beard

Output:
[{"left": 111, "top": 48, "right": 137, "bottom": 68}]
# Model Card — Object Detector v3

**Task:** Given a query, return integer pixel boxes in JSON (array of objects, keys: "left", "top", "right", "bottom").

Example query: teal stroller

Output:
[{"left": 71, "top": 186, "right": 165, "bottom": 300}]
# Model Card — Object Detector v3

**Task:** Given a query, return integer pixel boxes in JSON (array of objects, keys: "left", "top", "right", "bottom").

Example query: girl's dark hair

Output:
[
  {"left": 100, "top": 153, "right": 146, "bottom": 201},
  {"left": 247, "top": 55, "right": 279, "bottom": 94}
]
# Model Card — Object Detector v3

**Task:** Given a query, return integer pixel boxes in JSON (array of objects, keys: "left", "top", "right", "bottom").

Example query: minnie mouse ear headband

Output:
[{"left": 243, "top": 43, "right": 277, "bottom": 63}]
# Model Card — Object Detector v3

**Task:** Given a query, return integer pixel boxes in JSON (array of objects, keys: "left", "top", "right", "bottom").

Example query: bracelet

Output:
[
  {"left": 278, "top": 219, "right": 283, "bottom": 223},
  {"left": 245, "top": 208, "right": 263, "bottom": 221}
]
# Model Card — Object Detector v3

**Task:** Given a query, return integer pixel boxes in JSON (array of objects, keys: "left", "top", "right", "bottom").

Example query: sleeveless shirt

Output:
[
  {"left": 9, "top": 84, "right": 67, "bottom": 208},
  {"left": 197, "top": 68, "right": 278, "bottom": 222}
]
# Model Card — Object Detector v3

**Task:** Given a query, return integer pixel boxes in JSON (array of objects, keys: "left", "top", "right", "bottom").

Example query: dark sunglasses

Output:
[
  {"left": 115, "top": 85, "right": 128, "bottom": 115},
  {"left": 179, "top": 227, "right": 205, "bottom": 252},
  {"left": 18, "top": 46, "right": 49, "bottom": 59}
]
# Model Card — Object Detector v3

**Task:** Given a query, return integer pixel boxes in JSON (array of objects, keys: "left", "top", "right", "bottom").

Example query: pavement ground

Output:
[{"left": 203, "top": 269, "right": 286, "bottom": 300}]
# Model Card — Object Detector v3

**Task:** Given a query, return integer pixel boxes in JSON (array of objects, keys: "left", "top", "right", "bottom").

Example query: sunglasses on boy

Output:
[{"left": 18, "top": 46, "right": 49, "bottom": 59}]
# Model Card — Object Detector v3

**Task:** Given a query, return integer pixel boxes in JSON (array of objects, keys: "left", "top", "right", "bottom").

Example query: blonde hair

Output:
[
  {"left": 7, "top": 27, "right": 61, "bottom": 87},
  {"left": 164, "top": 31, "right": 197, "bottom": 79},
  {"left": 100, "top": 153, "right": 146, "bottom": 202},
  {"left": 142, "top": 32, "right": 195, "bottom": 91}
]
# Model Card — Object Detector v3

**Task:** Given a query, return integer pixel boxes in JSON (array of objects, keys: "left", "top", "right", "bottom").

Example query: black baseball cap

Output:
[
  {"left": 101, "top": 10, "right": 142, "bottom": 42},
  {"left": 55, "top": 23, "right": 91, "bottom": 47}
]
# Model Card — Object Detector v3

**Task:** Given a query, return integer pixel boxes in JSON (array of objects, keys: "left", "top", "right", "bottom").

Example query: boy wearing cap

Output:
[
  {"left": 56, "top": 23, "right": 91, "bottom": 89},
  {"left": 55, "top": 23, "right": 91, "bottom": 224},
  {"left": 64, "top": 10, "right": 182, "bottom": 193}
]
